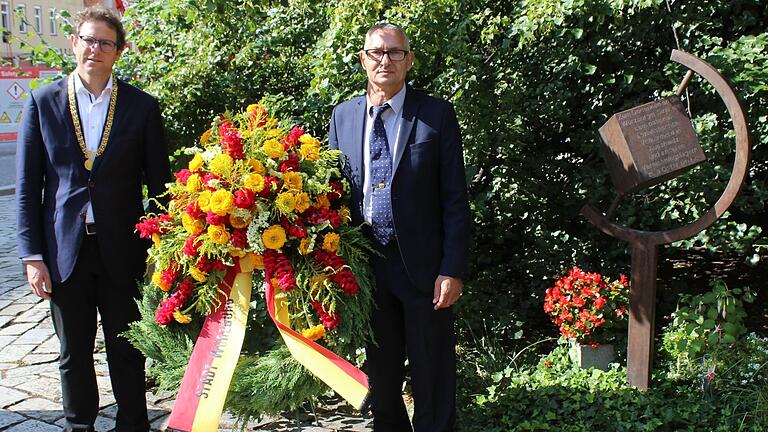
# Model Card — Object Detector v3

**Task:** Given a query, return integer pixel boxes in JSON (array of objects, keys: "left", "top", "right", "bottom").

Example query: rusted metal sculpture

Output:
[{"left": 581, "top": 50, "right": 751, "bottom": 389}]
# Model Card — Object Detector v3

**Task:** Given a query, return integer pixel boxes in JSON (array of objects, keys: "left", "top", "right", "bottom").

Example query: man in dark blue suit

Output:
[
  {"left": 329, "top": 23, "right": 471, "bottom": 432},
  {"left": 15, "top": 7, "right": 170, "bottom": 432}
]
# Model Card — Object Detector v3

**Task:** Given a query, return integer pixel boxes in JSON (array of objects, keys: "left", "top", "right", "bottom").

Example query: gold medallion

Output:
[{"left": 67, "top": 73, "right": 118, "bottom": 172}]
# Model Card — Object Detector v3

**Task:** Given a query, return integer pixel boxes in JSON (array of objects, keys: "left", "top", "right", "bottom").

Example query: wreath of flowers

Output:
[
  {"left": 127, "top": 104, "right": 375, "bottom": 420},
  {"left": 544, "top": 266, "right": 630, "bottom": 342}
]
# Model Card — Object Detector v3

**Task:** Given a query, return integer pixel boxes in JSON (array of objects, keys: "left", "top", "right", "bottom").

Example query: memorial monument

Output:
[{"left": 581, "top": 50, "right": 751, "bottom": 389}]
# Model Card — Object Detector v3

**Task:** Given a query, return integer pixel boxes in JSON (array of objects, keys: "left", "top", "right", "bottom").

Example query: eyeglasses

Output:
[
  {"left": 364, "top": 49, "right": 409, "bottom": 62},
  {"left": 78, "top": 35, "right": 119, "bottom": 53}
]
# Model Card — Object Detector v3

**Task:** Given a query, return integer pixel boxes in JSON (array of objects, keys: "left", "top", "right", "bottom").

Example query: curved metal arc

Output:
[{"left": 582, "top": 50, "right": 751, "bottom": 246}]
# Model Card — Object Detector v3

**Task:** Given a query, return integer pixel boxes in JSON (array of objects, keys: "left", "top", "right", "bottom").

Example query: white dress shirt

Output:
[
  {"left": 363, "top": 84, "right": 407, "bottom": 224},
  {"left": 74, "top": 73, "right": 114, "bottom": 224}
]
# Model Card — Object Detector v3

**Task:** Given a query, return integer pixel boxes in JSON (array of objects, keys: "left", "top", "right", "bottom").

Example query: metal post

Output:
[{"left": 627, "top": 240, "right": 658, "bottom": 389}]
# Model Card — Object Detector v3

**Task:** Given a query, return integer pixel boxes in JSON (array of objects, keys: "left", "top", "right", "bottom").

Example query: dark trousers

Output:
[
  {"left": 367, "top": 239, "right": 456, "bottom": 432},
  {"left": 50, "top": 234, "right": 149, "bottom": 432}
]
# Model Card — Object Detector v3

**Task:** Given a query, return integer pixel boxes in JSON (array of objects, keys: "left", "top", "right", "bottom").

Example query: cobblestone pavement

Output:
[{"left": 0, "top": 195, "right": 372, "bottom": 431}]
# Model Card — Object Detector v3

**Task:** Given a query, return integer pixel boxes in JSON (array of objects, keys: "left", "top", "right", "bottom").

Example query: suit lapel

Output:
[
  {"left": 347, "top": 96, "right": 366, "bottom": 186},
  {"left": 392, "top": 86, "right": 416, "bottom": 173}
]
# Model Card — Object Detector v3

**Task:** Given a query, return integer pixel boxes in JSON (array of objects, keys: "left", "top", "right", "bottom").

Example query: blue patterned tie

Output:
[{"left": 369, "top": 104, "right": 394, "bottom": 245}]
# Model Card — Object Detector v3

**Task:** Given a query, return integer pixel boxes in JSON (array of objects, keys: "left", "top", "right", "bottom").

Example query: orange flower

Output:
[{"left": 262, "top": 225, "right": 287, "bottom": 250}]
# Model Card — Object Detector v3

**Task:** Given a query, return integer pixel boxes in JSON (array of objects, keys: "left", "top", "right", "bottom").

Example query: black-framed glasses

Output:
[
  {"left": 78, "top": 35, "right": 118, "bottom": 52},
  {"left": 364, "top": 49, "right": 409, "bottom": 62}
]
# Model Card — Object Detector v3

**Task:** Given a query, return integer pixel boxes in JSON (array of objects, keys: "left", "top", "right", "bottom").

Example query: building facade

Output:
[{"left": 1, "top": 0, "right": 122, "bottom": 65}]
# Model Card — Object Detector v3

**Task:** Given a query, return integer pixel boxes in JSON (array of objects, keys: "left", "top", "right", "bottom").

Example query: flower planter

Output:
[{"left": 569, "top": 341, "right": 615, "bottom": 371}]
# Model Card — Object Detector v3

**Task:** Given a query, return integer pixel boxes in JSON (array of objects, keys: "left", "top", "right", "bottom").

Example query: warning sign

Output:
[
  {"left": 0, "top": 67, "right": 60, "bottom": 142},
  {"left": 7, "top": 82, "right": 23, "bottom": 100}
]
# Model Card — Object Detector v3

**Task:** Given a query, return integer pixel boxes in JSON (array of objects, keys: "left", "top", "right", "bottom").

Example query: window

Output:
[
  {"left": 33, "top": 6, "right": 40, "bottom": 33},
  {"left": 17, "top": 4, "right": 27, "bottom": 33},
  {"left": 48, "top": 7, "right": 55, "bottom": 35},
  {"left": 0, "top": 3, "right": 9, "bottom": 42}
]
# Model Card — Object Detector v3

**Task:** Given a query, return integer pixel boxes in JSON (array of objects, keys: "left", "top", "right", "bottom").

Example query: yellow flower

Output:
[
  {"left": 182, "top": 213, "right": 204, "bottom": 235},
  {"left": 152, "top": 272, "right": 171, "bottom": 292},
  {"left": 209, "top": 189, "right": 235, "bottom": 216},
  {"left": 189, "top": 266, "right": 207, "bottom": 283},
  {"left": 299, "top": 238, "right": 312, "bottom": 255},
  {"left": 151, "top": 233, "right": 161, "bottom": 248},
  {"left": 208, "top": 224, "right": 230, "bottom": 245},
  {"left": 189, "top": 154, "right": 204, "bottom": 172},
  {"left": 294, "top": 192, "right": 310, "bottom": 213},
  {"left": 246, "top": 103, "right": 261, "bottom": 114},
  {"left": 322, "top": 232, "right": 340, "bottom": 253},
  {"left": 299, "top": 143, "right": 320, "bottom": 161},
  {"left": 299, "top": 134, "right": 320, "bottom": 146},
  {"left": 282, "top": 171, "right": 303, "bottom": 192},
  {"left": 200, "top": 129, "right": 212, "bottom": 145},
  {"left": 173, "top": 309, "right": 192, "bottom": 324},
  {"left": 198, "top": 190, "right": 212, "bottom": 212},
  {"left": 275, "top": 192, "right": 295, "bottom": 214},
  {"left": 338, "top": 205, "right": 351, "bottom": 222},
  {"left": 315, "top": 194, "right": 330, "bottom": 210},
  {"left": 262, "top": 225, "right": 287, "bottom": 250},
  {"left": 186, "top": 174, "right": 202, "bottom": 193},
  {"left": 301, "top": 324, "right": 326, "bottom": 341},
  {"left": 229, "top": 213, "right": 250, "bottom": 229},
  {"left": 248, "top": 159, "right": 266, "bottom": 175},
  {"left": 243, "top": 173, "right": 265, "bottom": 192},
  {"left": 266, "top": 128, "right": 282, "bottom": 139},
  {"left": 262, "top": 139, "right": 284, "bottom": 159},
  {"left": 209, "top": 153, "right": 234, "bottom": 176}
]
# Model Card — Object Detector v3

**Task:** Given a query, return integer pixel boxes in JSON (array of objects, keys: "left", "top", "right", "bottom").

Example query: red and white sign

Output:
[{"left": 0, "top": 66, "right": 60, "bottom": 142}]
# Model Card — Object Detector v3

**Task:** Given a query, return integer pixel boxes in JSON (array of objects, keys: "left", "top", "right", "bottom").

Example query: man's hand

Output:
[
  {"left": 433, "top": 275, "right": 462, "bottom": 310},
  {"left": 25, "top": 260, "right": 52, "bottom": 300}
]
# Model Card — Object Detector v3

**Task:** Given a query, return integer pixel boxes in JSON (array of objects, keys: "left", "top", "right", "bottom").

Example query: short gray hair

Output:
[{"left": 365, "top": 23, "right": 410, "bottom": 50}]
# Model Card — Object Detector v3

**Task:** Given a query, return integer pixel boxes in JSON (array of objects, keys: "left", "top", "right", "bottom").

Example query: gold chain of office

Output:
[{"left": 67, "top": 73, "right": 118, "bottom": 171}]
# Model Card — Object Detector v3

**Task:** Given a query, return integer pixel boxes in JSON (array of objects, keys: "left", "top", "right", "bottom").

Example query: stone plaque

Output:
[{"left": 598, "top": 96, "right": 705, "bottom": 195}]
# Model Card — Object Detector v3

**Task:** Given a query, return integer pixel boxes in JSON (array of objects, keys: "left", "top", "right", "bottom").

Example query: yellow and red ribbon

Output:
[{"left": 167, "top": 257, "right": 369, "bottom": 431}]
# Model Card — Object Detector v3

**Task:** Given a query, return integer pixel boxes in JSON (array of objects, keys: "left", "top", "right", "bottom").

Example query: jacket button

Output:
[{"left": 79, "top": 212, "right": 86, "bottom": 219}]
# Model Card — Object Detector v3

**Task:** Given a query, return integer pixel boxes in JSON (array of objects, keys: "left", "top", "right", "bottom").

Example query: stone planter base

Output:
[{"left": 569, "top": 341, "right": 615, "bottom": 371}]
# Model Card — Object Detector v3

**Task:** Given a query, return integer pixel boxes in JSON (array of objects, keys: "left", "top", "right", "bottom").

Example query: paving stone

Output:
[
  {"left": 14, "top": 294, "right": 42, "bottom": 304},
  {"left": 94, "top": 415, "right": 116, "bottom": 431},
  {"left": 0, "top": 386, "right": 28, "bottom": 409},
  {"left": 0, "top": 409, "right": 26, "bottom": 428},
  {"left": 5, "top": 418, "right": 62, "bottom": 432},
  {"left": 0, "top": 322, "right": 35, "bottom": 336},
  {"left": 0, "top": 314, "right": 13, "bottom": 327},
  {"left": 32, "top": 336, "right": 59, "bottom": 354},
  {"left": 0, "top": 344, "right": 35, "bottom": 363},
  {"left": 4, "top": 361, "right": 56, "bottom": 378},
  {"left": 7, "top": 397, "right": 63, "bottom": 423},
  {"left": 150, "top": 413, "right": 169, "bottom": 431},
  {"left": 14, "top": 328, "right": 50, "bottom": 344},
  {"left": 16, "top": 375, "right": 61, "bottom": 400},
  {"left": 0, "top": 303, "right": 29, "bottom": 316},
  {"left": 0, "top": 334, "right": 15, "bottom": 349},
  {"left": 19, "top": 353, "right": 58, "bottom": 366},
  {"left": 13, "top": 307, "right": 48, "bottom": 323}
]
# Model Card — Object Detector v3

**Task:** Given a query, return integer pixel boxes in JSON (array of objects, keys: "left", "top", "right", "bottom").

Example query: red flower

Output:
[
  {"left": 218, "top": 121, "right": 245, "bottom": 160},
  {"left": 175, "top": 169, "right": 192, "bottom": 185},
  {"left": 185, "top": 201, "right": 204, "bottom": 219},
  {"left": 264, "top": 250, "right": 297, "bottom": 291},
  {"left": 279, "top": 153, "right": 300, "bottom": 172},
  {"left": 328, "top": 182, "right": 344, "bottom": 201},
  {"left": 205, "top": 211, "right": 229, "bottom": 226},
  {"left": 135, "top": 214, "right": 172, "bottom": 239},
  {"left": 281, "top": 126, "right": 304, "bottom": 149},
  {"left": 234, "top": 188, "right": 256, "bottom": 209},
  {"left": 544, "top": 266, "right": 630, "bottom": 342},
  {"left": 312, "top": 300, "right": 340, "bottom": 330},
  {"left": 230, "top": 228, "right": 248, "bottom": 249},
  {"left": 183, "top": 235, "right": 201, "bottom": 257}
]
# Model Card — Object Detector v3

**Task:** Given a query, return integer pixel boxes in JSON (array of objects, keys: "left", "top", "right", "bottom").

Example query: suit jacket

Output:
[
  {"left": 329, "top": 86, "right": 471, "bottom": 292},
  {"left": 16, "top": 76, "right": 170, "bottom": 284}
]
